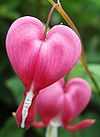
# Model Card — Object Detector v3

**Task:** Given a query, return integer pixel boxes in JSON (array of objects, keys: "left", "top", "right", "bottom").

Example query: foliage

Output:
[{"left": 0, "top": 0, "right": 100, "bottom": 137}]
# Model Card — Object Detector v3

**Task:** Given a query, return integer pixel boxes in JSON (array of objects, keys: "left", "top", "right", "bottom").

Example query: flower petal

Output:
[
  {"left": 33, "top": 121, "right": 46, "bottom": 128},
  {"left": 34, "top": 25, "right": 82, "bottom": 91},
  {"left": 62, "top": 78, "right": 92, "bottom": 127},
  {"left": 6, "top": 16, "right": 44, "bottom": 90},
  {"left": 35, "top": 80, "right": 64, "bottom": 124},
  {"left": 16, "top": 98, "right": 35, "bottom": 128},
  {"left": 6, "top": 19, "right": 82, "bottom": 93},
  {"left": 65, "top": 119, "right": 95, "bottom": 131}
]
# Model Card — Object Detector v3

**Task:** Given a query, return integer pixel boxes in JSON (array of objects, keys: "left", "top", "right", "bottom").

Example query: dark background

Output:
[{"left": 0, "top": 0, "right": 100, "bottom": 137}]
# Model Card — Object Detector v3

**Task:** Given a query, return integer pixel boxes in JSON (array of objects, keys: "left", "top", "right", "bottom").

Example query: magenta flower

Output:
[
  {"left": 6, "top": 16, "right": 82, "bottom": 128},
  {"left": 6, "top": 16, "right": 82, "bottom": 94},
  {"left": 33, "top": 78, "right": 94, "bottom": 131}
]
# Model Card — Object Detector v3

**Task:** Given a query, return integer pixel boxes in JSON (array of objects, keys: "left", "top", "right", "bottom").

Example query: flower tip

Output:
[
  {"left": 90, "top": 119, "right": 96, "bottom": 124},
  {"left": 12, "top": 112, "right": 22, "bottom": 128},
  {"left": 65, "top": 119, "right": 95, "bottom": 131},
  {"left": 12, "top": 112, "right": 16, "bottom": 118},
  {"left": 84, "top": 119, "right": 96, "bottom": 126},
  {"left": 83, "top": 119, "right": 96, "bottom": 128}
]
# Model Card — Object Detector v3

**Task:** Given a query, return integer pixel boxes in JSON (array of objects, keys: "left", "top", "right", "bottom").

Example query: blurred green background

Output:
[{"left": 0, "top": 0, "right": 100, "bottom": 137}]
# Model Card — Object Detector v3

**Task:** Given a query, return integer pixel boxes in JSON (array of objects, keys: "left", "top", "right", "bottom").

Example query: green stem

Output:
[
  {"left": 48, "top": 0, "right": 100, "bottom": 93},
  {"left": 46, "top": 125, "right": 58, "bottom": 137}
]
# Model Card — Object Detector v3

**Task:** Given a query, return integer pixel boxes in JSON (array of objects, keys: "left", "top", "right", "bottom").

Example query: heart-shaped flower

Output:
[
  {"left": 33, "top": 78, "right": 94, "bottom": 130},
  {"left": 6, "top": 16, "right": 82, "bottom": 128},
  {"left": 6, "top": 16, "right": 82, "bottom": 94}
]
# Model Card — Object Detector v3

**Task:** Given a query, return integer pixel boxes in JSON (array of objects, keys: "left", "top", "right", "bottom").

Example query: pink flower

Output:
[
  {"left": 33, "top": 78, "right": 95, "bottom": 131},
  {"left": 6, "top": 16, "right": 82, "bottom": 128}
]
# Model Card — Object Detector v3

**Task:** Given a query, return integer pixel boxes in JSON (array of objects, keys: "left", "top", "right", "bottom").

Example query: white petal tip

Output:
[{"left": 21, "top": 123, "right": 25, "bottom": 128}]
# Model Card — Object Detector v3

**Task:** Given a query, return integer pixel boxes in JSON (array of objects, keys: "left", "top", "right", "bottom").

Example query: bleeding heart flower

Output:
[
  {"left": 6, "top": 16, "right": 82, "bottom": 94},
  {"left": 6, "top": 16, "right": 82, "bottom": 128},
  {"left": 33, "top": 78, "right": 95, "bottom": 131}
]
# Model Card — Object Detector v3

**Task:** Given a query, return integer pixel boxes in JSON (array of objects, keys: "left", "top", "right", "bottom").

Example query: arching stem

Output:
[
  {"left": 48, "top": 0, "right": 80, "bottom": 36},
  {"left": 48, "top": 0, "right": 100, "bottom": 94},
  {"left": 44, "top": 3, "right": 58, "bottom": 40}
]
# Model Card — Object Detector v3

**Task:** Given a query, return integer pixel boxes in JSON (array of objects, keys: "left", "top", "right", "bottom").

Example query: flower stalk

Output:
[
  {"left": 46, "top": 125, "right": 58, "bottom": 137},
  {"left": 48, "top": 0, "right": 100, "bottom": 94},
  {"left": 44, "top": 3, "right": 58, "bottom": 38}
]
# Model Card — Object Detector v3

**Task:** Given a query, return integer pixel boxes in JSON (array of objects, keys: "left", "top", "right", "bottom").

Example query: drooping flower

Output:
[
  {"left": 33, "top": 78, "right": 95, "bottom": 131},
  {"left": 6, "top": 16, "right": 82, "bottom": 128}
]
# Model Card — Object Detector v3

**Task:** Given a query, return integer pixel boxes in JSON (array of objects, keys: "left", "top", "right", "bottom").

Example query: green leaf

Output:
[
  {"left": 58, "top": 112, "right": 99, "bottom": 137},
  {"left": 0, "top": 117, "right": 25, "bottom": 137},
  {"left": 5, "top": 76, "right": 24, "bottom": 105},
  {"left": 0, "top": 0, "right": 21, "bottom": 9},
  {"left": 68, "top": 62, "right": 87, "bottom": 79},
  {"left": 0, "top": 10, "right": 20, "bottom": 19},
  {"left": 73, "top": 112, "right": 100, "bottom": 137},
  {"left": 88, "top": 64, "right": 100, "bottom": 93},
  {"left": 89, "top": 64, "right": 100, "bottom": 77},
  {"left": 67, "top": 63, "right": 100, "bottom": 93},
  {"left": 58, "top": 127, "right": 71, "bottom": 137}
]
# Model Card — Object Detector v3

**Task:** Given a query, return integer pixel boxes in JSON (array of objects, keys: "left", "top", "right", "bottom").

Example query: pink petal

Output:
[
  {"left": 6, "top": 16, "right": 44, "bottom": 91},
  {"left": 6, "top": 17, "right": 82, "bottom": 94},
  {"left": 34, "top": 25, "right": 82, "bottom": 91},
  {"left": 33, "top": 121, "right": 46, "bottom": 128},
  {"left": 65, "top": 119, "right": 95, "bottom": 131},
  {"left": 35, "top": 79, "right": 64, "bottom": 124},
  {"left": 62, "top": 78, "right": 92, "bottom": 127},
  {"left": 35, "top": 78, "right": 92, "bottom": 128},
  {"left": 16, "top": 97, "right": 35, "bottom": 128},
  {"left": 6, "top": 16, "right": 82, "bottom": 128}
]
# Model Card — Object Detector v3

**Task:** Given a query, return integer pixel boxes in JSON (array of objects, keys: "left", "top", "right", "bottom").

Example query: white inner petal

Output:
[
  {"left": 46, "top": 116, "right": 62, "bottom": 137},
  {"left": 21, "top": 89, "right": 34, "bottom": 128},
  {"left": 50, "top": 115, "right": 62, "bottom": 127}
]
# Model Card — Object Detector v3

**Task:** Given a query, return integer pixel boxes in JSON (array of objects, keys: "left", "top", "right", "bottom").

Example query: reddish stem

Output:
[{"left": 43, "top": 3, "right": 58, "bottom": 40}]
